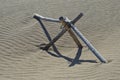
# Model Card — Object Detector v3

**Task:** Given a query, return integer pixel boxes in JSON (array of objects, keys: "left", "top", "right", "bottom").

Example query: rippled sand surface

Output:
[{"left": 0, "top": 0, "right": 120, "bottom": 80}]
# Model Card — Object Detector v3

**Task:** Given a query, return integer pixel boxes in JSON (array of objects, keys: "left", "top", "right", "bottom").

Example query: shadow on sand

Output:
[
  {"left": 34, "top": 19, "right": 97, "bottom": 67},
  {"left": 36, "top": 44, "right": 97, "bottom": 67}
]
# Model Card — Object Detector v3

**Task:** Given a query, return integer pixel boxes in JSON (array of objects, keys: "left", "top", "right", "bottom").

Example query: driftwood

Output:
[{"left": 33, "top": 13, "right": 107, "bottom": 63}]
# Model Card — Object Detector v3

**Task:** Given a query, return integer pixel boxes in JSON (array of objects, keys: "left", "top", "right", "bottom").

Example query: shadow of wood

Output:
[
  {"left": 36, "top": 44, "right": 97, "bottom": 67},
  {"left": 47, "top": 49, "right": 97, "bottom": 67}
]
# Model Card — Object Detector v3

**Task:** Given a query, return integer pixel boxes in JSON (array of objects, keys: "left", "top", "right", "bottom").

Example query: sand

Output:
[{"left": 0, "top": 0, "right": 120, "bottom": 80}]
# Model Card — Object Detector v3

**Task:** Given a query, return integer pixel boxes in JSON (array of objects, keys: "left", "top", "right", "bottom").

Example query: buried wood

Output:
[
  {"left": 70, "top": 23, "right": 107, "bottom": 63},
  {"left": 33, "top": 13, "right": 107, "bottom": 63}
]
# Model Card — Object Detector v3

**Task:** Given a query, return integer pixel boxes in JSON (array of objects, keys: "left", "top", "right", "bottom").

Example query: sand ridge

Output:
[{"left": 0, "top": 0, "right": 120, "bottom": 80}]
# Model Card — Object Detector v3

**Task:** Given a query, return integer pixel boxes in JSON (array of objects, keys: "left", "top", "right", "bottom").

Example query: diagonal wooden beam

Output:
[
  {"left": 70, "top": 23, "right": 107, "bottom": 63},
  {"left": 42, "top": 28, "right": 67, "bottom": 50},
  {"left": 64, "top": 24, "right": 83, "bottom": 49}
]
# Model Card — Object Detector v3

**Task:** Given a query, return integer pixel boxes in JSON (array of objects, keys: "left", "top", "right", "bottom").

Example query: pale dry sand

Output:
[{"left": 0, "top": 0, "right": 120, "bottom": 80}]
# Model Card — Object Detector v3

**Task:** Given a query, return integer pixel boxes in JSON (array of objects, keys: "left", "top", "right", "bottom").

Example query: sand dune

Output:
[{"left": 0, "top": 0, "right": 120, "bottom": 80}]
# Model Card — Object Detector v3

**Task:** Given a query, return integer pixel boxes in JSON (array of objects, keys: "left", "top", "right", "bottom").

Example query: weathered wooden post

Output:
[{"left": 70, "top": 23, "right": 107, "bottom": 63}]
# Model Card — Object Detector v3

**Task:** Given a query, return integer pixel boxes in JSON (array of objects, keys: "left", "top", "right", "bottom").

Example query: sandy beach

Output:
[{"left": 0, "top": 0, "right": 120, "bottom": 80}]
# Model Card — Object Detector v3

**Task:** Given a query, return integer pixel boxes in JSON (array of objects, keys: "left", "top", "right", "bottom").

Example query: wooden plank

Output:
[
  {"left": 64, "top": 25, "right": 83, "bottom": 49},
  {"left": 61, "top": 19, "right": 83, "bottom": 49}
]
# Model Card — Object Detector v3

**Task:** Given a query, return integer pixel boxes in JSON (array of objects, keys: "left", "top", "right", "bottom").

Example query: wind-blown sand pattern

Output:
[{"left": 0, "top": 0, "right": 120, "bottom": 80}]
